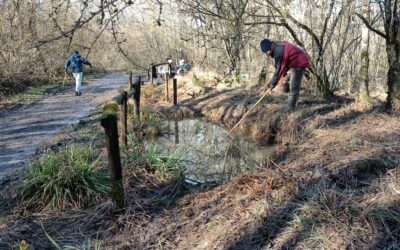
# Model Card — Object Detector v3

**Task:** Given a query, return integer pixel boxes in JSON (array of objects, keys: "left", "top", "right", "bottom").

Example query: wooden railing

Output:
[
  {"left": 100, "top": 73, "right": 141, "bottom": 211},
  {"left": 100, "top": 71, "right": 178, "bottom": 211}
]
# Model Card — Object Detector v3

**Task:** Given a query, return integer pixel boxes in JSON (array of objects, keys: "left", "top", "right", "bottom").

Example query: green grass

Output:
[
  {"left": 19, "top": 144, "right": 110, "bottom": 210},
  {"left": 144, "top": 143, "right": 183, "bottom": 174},
  {"left": 192, "top": 73, "right": 201, "bottom": 86},
  {"left": 44, "top": 227, "right": 103, "bottom": 250},
  {"left": 0, "top": 71, "right": 104, "bottom": 107},
  {"left": 1, "top": 83, "right": 59, "bottom": 105},
  {"left": 123, "top": 134, "right": 189, "bottom": 199},
  {"left": 140, "top": 106, "right": 162, "bottom": 124},
  {"left": 130, "top": 106, "right": 164, "bottom": 138},
  {"left": 144, "top": 143, "right": 189, "bottom": 198},
  {"left": 124, "top": 135, "right": 184, "bottom": 176}
]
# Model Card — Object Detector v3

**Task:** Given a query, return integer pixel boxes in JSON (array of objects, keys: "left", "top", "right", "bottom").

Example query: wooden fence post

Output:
[
  {"left": 150, "top": 64, "right": 154, "bottom": 84},
  {"left": 173, "top": 78, "right": 177, "bottom": 106},
  {"left": 165, "top": 74, "right": 170, "bottom": 102},
  {"left": 121, "top": 91, "right": 128, "bottom": 147},
  {"left": 128, "top": 71, "right": 132, "bottom": 92},
  {"left": 100, "top": 107, "right": 125, "bottom": 211},
  {"left": 133, "top": 76, "right": 141, "bottom": 122}
]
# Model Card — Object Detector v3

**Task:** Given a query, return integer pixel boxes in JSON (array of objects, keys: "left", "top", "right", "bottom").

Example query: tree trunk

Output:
[
  {"left": 386, "top": 42, "right": 400, "bottom": 110},
  {"left": 384, "top": 0, "right": 400, "bottom": 110},
  {"left": 359, "top": 0, "right": 370, "bottom": 102},
  {"left": 314, "top": 52, "right": 332, "bottom": 98}
]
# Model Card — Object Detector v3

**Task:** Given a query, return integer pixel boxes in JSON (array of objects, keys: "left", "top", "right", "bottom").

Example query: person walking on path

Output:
[
  {"left": 260, "top": 39, "right": 310, "bottom": 112},
  {"left": 64, "top": 50, "right": 92, "bottom": 96}
]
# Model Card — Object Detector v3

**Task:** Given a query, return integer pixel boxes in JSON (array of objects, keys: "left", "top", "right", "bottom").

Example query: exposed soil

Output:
[{"left": 0, "top": 72, "right": 399, "bottom": 249}]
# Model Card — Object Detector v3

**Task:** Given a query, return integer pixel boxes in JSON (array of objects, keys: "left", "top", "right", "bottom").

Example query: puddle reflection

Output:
[{"left": 146, "top": 119, "right": 274, "bottom": 183}]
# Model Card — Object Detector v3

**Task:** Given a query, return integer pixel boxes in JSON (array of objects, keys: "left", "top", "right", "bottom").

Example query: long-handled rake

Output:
[
  {"left": 222, "top": 88, "right": 276, "bottom": 169},
  {"left": 228, "top": 88, "right": 272, "bottom": 135}
]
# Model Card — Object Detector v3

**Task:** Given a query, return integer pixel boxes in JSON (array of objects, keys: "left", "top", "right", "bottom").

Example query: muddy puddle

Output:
[{"left": 146, "top": 119, "right": 274, "bottom": 184}]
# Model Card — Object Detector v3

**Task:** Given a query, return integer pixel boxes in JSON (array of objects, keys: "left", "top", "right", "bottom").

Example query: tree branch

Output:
[{"left": 355, "top": 12, "right": 387, "bottom": 39}]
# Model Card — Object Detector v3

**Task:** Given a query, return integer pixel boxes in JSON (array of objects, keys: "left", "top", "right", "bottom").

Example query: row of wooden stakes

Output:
[{"left": 100, "top": 71, "right": 179, "bottom": 211}]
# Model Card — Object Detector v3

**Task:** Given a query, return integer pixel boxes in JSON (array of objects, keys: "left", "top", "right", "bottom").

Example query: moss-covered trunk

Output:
[
  {"left": 384, "top": 0, "right": 400, "bottom": 110},
  {"left": 385, "top": 43, "right": 400, "bottom": 110}
]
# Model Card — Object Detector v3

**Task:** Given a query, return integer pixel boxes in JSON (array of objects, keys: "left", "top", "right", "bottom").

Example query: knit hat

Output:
[{"left": 260, "top": 39, "right": 272, "bottom": 53}]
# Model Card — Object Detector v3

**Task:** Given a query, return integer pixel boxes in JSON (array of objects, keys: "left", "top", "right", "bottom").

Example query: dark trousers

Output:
[{"left": 284, "top": 68, "right": 305, "bottom": 111}]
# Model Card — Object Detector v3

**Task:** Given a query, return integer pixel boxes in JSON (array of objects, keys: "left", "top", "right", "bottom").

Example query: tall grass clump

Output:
[
  {"left": 140, "top": 106, "right": 162, "bottom": 124},
  {"left": 19, "top": 144, "right": 110, "bottom": 210},
  {"left": 123, "top": 135, "right": 189, "bottom": 198},
  {"left": 124, "top": 135, "right": 183, "bottom": 175},
  {"left": 144, "top": 144, "right": 183, "bottom": 174},
  {"left": 145, "top": 144, "right": 189, "bottom": 199},
  {"left": 136, "top": 106, "right": 165, "bottom": 138}
]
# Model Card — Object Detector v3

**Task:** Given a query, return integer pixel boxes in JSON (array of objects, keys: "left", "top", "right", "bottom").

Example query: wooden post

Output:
[
  {"left": 128, "top": 71, "right": 132, "bottom": 91},
  {"left": 173, "top": 78, "right": 177, "bottom": 106},
  {"left": 174, "top": 120, "right": 179, "bottom": 144},
  {"left": 100, "top": 113, "right": 125, "bottom": 211},
  {"left": 165, "top": 74, "right": 170, "bottom": 102},
  {"left": 127, "top": 71, "right": 133, "bottom": 127},
  {"left": 133, "top": 76, "right": 141, "bottom": 122},
  {"left": 121, "top": 91, "right": 128, "bottom": 147},
  {"left": 150, "top": 64, "right": 154, "bottom": 84}
]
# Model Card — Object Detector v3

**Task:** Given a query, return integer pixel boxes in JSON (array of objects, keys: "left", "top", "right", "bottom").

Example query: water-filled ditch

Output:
[{"left": 145, "top": 119, "right": 274, "bottom": 184}]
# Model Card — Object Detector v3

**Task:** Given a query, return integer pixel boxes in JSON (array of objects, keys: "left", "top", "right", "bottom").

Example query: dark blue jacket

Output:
[{"left": 64, "top": 52, "right": 92, "bottom": 73}]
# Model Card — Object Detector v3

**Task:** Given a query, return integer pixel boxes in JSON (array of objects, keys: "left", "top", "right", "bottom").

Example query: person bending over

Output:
[{"left": 260, "top": 39, "right": 309, "bottom": 112}]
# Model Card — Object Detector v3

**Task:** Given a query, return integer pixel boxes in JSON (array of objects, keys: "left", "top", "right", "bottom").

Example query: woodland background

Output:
[{"left": 0, "top": 0, "right": 399, "bottom": 109}]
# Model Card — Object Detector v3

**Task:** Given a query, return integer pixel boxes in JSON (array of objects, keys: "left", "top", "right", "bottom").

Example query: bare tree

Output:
[
  {"left": 179, "top": 0, "right": 254, "bottom": 77},
  {"left": 357, "top": 0, "right": 400, "bottom": 110},
  {"left": 251, "top": 0, "right": 352, "bottom": 97},
  {"left": 0, "top": 0, "right": 135, "bottom": 80},
  {"left": 359, "top": 0, "right": 371, "bottom": 102}
]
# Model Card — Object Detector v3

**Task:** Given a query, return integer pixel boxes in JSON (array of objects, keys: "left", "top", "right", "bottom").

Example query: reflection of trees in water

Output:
[{"left": 154, "top": 119, "right": 269, "bottom": 183}]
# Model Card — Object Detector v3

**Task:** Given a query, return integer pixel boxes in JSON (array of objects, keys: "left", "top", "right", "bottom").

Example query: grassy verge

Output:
[
  {"left": 18, "top": 144, "right": 110, "bottom": 210},
  {"left": 0, "top": 71, "right": 105, "bottom": 110},
  {"left": 0, "top": 82, "right": 61, "bottom": 108},
  {"left": 123, "top": 133, "right": 189, "bottom": 203}
]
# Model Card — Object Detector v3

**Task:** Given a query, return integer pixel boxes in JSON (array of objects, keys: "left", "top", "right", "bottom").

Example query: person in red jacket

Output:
[{"left": 260, "top": 39, "right": 310, "bottom": 112}]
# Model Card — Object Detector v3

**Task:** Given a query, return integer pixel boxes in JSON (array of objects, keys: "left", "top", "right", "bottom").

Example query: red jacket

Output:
[{"left": 268, "top": 42, "right": 310, "bottom": 88}]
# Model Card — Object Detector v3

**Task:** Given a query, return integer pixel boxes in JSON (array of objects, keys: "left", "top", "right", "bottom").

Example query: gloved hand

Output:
[{"left": 267, "top": 82, "right": 274, "bottom": 90}]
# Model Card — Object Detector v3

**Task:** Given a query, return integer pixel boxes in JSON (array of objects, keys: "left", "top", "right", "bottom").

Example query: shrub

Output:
[{"left": 19, "top": 144, "right": 109, "bottom": 210}]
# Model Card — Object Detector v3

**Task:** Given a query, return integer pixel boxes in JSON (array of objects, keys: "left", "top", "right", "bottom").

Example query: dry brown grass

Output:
[
  {"left": 1, "top": 76, "right": 399, "bottom": 249},
  {"left": 141, "top": 79, "right": 400, "bottom": 249}
]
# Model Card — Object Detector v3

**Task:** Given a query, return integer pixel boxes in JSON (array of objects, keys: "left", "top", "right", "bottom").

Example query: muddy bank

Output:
[
  {"left": 0, "top": 73, "right": 399, "bottom": 249},
  {"left": 158, "top": 86, "right": 349, "bottom": 146},
  {"left": 118, "top": 83, "right": 400, "bottom": 249}
]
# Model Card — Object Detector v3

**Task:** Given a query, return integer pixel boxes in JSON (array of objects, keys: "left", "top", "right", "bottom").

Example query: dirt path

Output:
[{"left": 0, "top": 71, "right": 127, "bottom": 183}]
